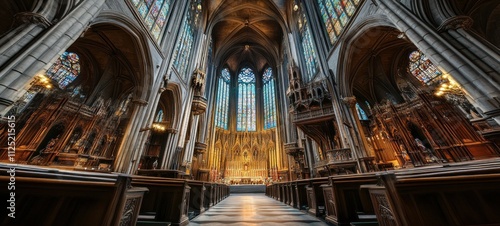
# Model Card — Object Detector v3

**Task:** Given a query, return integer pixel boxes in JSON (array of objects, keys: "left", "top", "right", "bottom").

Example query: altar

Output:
[{"left": 227, "top": 177, "right": 264, "bottom": 185}]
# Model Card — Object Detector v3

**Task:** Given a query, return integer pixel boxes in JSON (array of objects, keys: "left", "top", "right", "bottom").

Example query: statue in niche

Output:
[
  {"left": 29, "top": 136, "right": 59, "bottom": 165},
  {"left": 152, "top": 159, "right": 158, "bottom": 169},
  {"left": 415, "top": 138, "right": 438, "bottom": 163},
  {"left": 43, "top": 136, "right": 59, "bottom": 153},
  {"left": 243, "top": 151, "right": 248, "bottom": 162},
  {"left": 399, "top": 144, "right": 411, "bottom": 167}
]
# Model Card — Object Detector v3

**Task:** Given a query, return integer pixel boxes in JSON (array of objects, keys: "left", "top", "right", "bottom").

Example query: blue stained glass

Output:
[
  {"left": 237, "top": 68, "right": 256, "bottom": 131},
  {"left": 317, "top": 0, "right": 360, "bottom": 45},
  {"left": 156, "top": 110, "right": 164, "bottom": 122},
  {"left": 130, "top": 0, "right": 171, "bottom": 41},
  {"left": 215, "top": 68, "right": 231, "bottom": 129},
  {"left": 46, "top": 52, "right": 80, "bottom": 89},
  {"left": 298, "top": 4, "right": 319, "bottom": 81},
  {"left": 138, "top": 3, "right": 149, "bottom": 17},
  {"left": 145, "top": 14, "right": 155, "bottom": 27},
  {"left": 355, "top": 103, "right": 368, "bottom": 120},
  {"left": 172, "top": 11, "right": 195, "bottom": 80},
  {"left": 263, "top": 67, "right": 276, "bottom": 129}
]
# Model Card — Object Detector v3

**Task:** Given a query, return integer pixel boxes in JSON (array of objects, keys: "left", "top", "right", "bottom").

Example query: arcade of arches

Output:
[{"left": 0, "top": 0, "right": 499, "bottom": 224}]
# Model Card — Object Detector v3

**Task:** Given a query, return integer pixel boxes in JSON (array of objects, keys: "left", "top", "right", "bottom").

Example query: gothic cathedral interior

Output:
[{"left": 0, "top": 0, "right": 499, "bottom": 225}]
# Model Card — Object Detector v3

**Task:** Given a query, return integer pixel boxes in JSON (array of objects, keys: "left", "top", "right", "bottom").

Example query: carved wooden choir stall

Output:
[{"left": 0, "top": 91, "right": 129, "bottom": 170}]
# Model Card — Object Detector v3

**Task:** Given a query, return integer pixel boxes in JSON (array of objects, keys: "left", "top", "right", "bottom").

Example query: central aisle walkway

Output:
[{"left": 189, "top": 193, "right": 328, "bottom": 225}]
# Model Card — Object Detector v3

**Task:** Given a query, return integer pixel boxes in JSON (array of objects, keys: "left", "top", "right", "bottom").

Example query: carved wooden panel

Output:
[
  {"left": 322, "top": 185, "right": 338, "bottom": 224},
  {"left": 306, "top": 186, "right": 317, "bottom": 215},
  {"left": 370, "top": 190, "right": 398, "bottom": 226}
]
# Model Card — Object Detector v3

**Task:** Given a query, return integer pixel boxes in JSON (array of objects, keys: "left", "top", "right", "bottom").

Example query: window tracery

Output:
[
  {"left": 263, "top": 67, "right": 277, "bottom": 129},
  {"left": 317, "top": 0, "right": 361, "bottom": 45},
  {"left": 46, "top": 52, "right": 80, "bottom": 89},
  {"left": 129, "top": 0, "right": 171, "bottom": 40},
  {"left": 298, "top": 3, "right": 319, "bottom": 80},
  {"left": 237, "top": 67, "right": 256, "bottom": 131},
  {"left": 215, "top": 68, "right": 230, "bottom": 129}
]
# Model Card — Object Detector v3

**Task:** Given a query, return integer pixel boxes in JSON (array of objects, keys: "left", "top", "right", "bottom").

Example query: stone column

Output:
[
  {"left": 436, "top": 16, "right": 500, "bottom": 122},
  {"left": 376, "top": 0, "right": 500, "bottom": 125},
  {"left": 0, "top": 0, "right": 106, "bottom": 116},
  {"left": 343, "top": 96, "right": 372, "bottom": 172},
  {"left": 114, "top": 99, "right": 148, "bottom": 173},
  {"left": 181, "top": 68, "right": 207, "bottom": 174}
]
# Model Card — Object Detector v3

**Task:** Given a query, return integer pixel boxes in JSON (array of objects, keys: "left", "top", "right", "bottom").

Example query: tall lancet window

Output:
[
  {"left": 173, "top": 8, "right": 195, "bottom": 80},
  {"left": 129, "top": 0, "right": 171, "bottom": 40},
  {"left": 215, "top": 68, "right": 230, "bottom": 129},
  {"left": 155, "top": 110, "right": 164, "bottom": 122},
  {"left": 355, "top": 103, "right": 368, "bottom": 120},
  {"left": 263, "top": 67, "right": 277, "bottom": 129},
  {"left": 237, "top": 67, "right": 256, "bottom": 131},
  {"left": 318, "top": 0, "right": 361, "bottom": 45},
  {"left": 298, "top": 3, "right": 319, "bottom": 80}
]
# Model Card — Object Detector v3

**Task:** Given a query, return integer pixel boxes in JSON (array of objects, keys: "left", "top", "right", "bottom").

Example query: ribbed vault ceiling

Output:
[{"left": 207, "top": 0, "right": 287, "bottom": 74}]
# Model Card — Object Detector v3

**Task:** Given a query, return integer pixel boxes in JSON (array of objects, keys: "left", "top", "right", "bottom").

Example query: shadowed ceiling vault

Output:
[{"left": 206, "top": 0, "right": 288, "bottom": 73}]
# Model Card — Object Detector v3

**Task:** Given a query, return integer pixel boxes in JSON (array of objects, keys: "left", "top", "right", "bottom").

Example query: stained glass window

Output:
[
  {"left": 155, "top": 110, "right": 164, "bottom": 122},
  {"left": 172, "top": 9, "right": 195, "bottom": 80},
  {"left": 215, "top": 68, "right": 230, "bottom": 129},
  {"left": 46, "top": 52, "right": 80, "bottom": 89},
  {"left": 263, "top": 67, "right": 277, "bottom": 129},
  {"left": 408, "top": 50, "right": 442, "bottom": 84},
  {"left": 317, "top": 0, "right": 361, "bottom": 45},
  {"left": 237, "top": 67, "right": 256, "bottom": 131},
  {"left": 129, "top": 0, "right": 171, "bottom": 40},
  {"left": 298, "top": 3, "right": 319, "bottom": 81},
  {"left": 355, "top": 103, "right": 368, "bottom": 120}
]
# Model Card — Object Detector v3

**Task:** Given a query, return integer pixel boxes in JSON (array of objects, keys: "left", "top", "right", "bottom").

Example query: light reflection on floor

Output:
[{"left": 189, "top": 193, "right": 327, "bottom": 226}]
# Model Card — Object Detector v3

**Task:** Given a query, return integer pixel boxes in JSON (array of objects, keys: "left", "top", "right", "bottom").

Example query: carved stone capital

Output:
[
  {"left": 342, "top": 96, "right": 357, "bottom": 107},
  {"left": 438, "top": 16, "right": 473, "bottom": 32},
  {"left": 14, "top": 12, "right": 52, "bottom": 28}
]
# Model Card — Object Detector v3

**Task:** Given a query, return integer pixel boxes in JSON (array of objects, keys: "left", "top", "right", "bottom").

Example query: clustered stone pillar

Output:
[{"left": 114, "top": 99, "right": 148, "bottom": 173}]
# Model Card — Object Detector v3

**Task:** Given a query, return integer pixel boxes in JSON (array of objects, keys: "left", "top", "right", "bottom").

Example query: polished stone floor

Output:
[{"left": 189, "top": 193, "right": 328, "bottom": 226}]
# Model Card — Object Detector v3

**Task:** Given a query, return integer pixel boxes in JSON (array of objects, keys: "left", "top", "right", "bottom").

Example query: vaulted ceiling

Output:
[{"left": 206, "top": 0, "right": 287, "bottom": 74}]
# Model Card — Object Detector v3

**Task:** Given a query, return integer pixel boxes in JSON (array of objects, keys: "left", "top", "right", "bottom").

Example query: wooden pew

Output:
[
  {"left": 290, "top": 182, "right": 298, "bottom": 208},
  {"left": 295, "top": 180, "right": 309, "bottom": 210},
  {"left": 286, "top": 182, "right": 294, "bottom": 206},
  {"left": 321, "top": 173, "right": 378, "bottom": 226},
  {"left": 187, "top": 180, "right": 206, "bottom": 219},
  {"left": 131, "top": 176, "right": 190, "bottom": 226},
  {"left": 0, "top": 163, "right": 147, "bottom": 226},
  {"left": 367, "top": 160, "right": 500, "bottom": 226},
  {"left": 305, "top": 177, "right": 330, "bottom": 216},
  {"left": 204, "top": 183, "right": 214, "bottom": 210}
]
